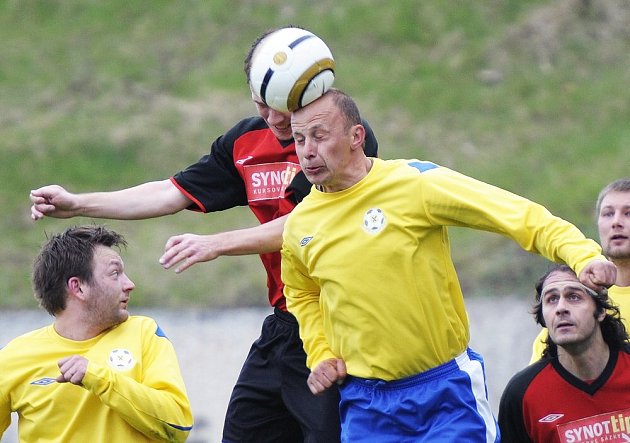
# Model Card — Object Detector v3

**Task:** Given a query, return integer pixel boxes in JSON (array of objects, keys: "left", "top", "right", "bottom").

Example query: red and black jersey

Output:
[
  {"left": 498, "top": 345, "right": 630, "bottom": 443},
  {"left": 171, "top": 116, "right": 378, "bottom": 310}
]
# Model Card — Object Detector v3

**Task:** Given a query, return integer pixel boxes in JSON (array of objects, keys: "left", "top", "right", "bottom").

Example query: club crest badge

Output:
[
  {"left": 363, "top": 208, "right": 386, "bottom": 234},
  {"left": 108, "top": 348, "right": 136, "bottom": 371}
]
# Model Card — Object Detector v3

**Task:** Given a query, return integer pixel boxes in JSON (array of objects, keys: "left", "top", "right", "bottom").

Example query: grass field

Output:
[{"left": 1, "top": 0, "right": 628, "bottom": 308}]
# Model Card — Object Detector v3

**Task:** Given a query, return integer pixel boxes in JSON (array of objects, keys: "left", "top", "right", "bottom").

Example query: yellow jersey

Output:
[
  {"left": 282, "top": 158, "right": 607, "bottom": 380},
  {"left": 0, "top": 316, "right": 193, "bottom": 442}
]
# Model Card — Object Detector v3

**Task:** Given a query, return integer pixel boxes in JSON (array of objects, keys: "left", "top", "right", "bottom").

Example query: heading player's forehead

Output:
[{"left": 292, "top": 95, "right": 337, "bottom": 130}]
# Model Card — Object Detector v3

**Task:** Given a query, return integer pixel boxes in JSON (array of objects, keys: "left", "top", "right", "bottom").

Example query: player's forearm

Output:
[
  {"left": 285, "top": 289, "right": 334, "bottom": 369},
  {"left": 220, "top": 214, "right": 287, "bottom": 255},
  {"left": 118, "top": 391, "right": 192, "bottom": 443},
  {"left": 83, "top": 362, "right": 193, "bottom": 442},
  {"left": 76, "top": 181, "right": 190, "bottom": 220}
]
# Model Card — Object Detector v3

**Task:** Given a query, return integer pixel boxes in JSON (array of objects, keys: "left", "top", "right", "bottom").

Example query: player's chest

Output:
[{"left": 233, "top": 139, "right": 300, "bottom": 202}]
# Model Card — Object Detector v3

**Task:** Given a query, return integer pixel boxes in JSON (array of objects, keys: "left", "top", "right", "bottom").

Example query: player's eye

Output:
[{"left": 544, "top": 294, "right": 559, "bottom": 304}]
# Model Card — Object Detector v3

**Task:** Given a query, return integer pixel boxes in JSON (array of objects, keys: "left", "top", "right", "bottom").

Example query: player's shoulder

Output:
[
  {"left": 213, "top": 116, "right": 272, "bottom": 153},
  {"left": 379, "top": 158, "right": 442, "bottom": 175},
  {"left": 619, "top": 343, "right": 630, "bottom": 358},
  {"left": 372, "top": 159, "right": 443, "bottom": 184},
  {"left": 124, "top": 315, "right": 172, "bottom": 339},
  {"left": 0, "top": 325, "right": 49, "bottom": 353},
  {"left": 404, "top": 159, "right": 441, "bottom": 173},
  {"left": 226, "top": 116, "right": 269, "bottom": 137},
  {"left": 503, "top": 358, "right": 551, "bottom": 396},
  {"left": 118, "top": 315, "right": 155, "bottom": 332}
]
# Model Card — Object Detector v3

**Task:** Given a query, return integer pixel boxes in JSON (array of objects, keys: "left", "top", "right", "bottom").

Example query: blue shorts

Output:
[{"left": 338, "top": 348, "right": 500, "bottom": 443}]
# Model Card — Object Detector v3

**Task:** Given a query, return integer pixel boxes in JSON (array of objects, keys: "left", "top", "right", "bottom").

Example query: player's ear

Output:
[
  {"left": 350, "top": 124, "right": 365, "bottom": 151},
  {"left": 67, "top": 277, "right": 86, "bottom": 300},
  {"left": 595, "top": 306, "right": 606, "bottom": 323}
]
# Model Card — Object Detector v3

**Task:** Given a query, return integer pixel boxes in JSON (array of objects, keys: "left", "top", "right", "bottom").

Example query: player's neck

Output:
[
  {"left": 558, "top": 337, "right": 610, "bottom": 382},
  {"left": 613, "top": 259, "right": 630, "bottom": 287},
  {"left": 54, "top": 312, "right": 114, "bottom": 341}
]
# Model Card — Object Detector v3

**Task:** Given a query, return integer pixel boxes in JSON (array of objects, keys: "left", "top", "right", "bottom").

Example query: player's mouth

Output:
[
  {"left": 274, "top": 124, "right": 291, "bottom": 134},
  {"left": 273, "top": 125, "right": 293, "bottom": 139},
  {"left": 554, "top": 321, "right": 575, "bottom": 332},
  {"left": 304, "top": 165, "right": 324, "bottom": 175}
]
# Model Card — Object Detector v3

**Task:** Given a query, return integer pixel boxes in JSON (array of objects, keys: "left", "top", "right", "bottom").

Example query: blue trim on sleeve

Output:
[
  {"left": 155, "top": 325, "right": 169, "bottom": 339},
  {"left": 167, "top": 422, "right": 194, "bottom": 431},
  {"left": 408, "top": 161, "right": 439, "bottom": 173}
]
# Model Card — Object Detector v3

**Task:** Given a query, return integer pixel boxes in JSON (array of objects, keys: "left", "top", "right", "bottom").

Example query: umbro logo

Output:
[
  {"left": 236, "top": 156, "right": 254, "bottom": 165},
  {"left": 539, "top": 413, "right": 564, "bottom": 423},
  {"left": 300, "top": 236, "right": 313, "bottom": 247},
  {"left": 30, "top": 378, "right": 57, "bottom": 386}
]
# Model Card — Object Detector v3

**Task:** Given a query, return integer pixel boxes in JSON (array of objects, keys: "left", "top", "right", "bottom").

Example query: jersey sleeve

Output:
[
  {"left": 418, "top": 166, "right": 607, "bottom": 275},
  {"left": 81, "top": 321, "right": 193, "bottom": 442},
  {"left": 171, "top": 119, "right": 258, "bottom": 213},
  {"left": 0, "top": 390, "right": 10, "bottom": 438},
  {"left": 281, "top": 241, "right": 337, "bottom": 369}
]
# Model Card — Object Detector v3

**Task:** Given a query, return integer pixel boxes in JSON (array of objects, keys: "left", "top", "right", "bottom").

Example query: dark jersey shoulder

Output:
[
  {"left": 172, "top": 116, "right": 274, "bottom": 212},
  {"left": 498, "top": 358, "right": 551, "bottom": 443},
  {"left": 222, "top": 116, "right": 293, "bottom": 148}
]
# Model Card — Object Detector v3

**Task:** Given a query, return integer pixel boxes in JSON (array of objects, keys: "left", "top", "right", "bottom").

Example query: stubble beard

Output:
[{"left": 603, "top": 244, "right": 630, "bottom": 262}]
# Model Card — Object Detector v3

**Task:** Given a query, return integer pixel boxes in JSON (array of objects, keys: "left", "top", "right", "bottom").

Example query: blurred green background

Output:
[{"left": 1, "top": 0, "right": 628, "bottom": 309}]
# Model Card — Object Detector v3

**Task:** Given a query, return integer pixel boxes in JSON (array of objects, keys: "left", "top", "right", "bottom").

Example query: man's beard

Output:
[{"left": 604, "top": 245, "right": 630, "bottom": 261}]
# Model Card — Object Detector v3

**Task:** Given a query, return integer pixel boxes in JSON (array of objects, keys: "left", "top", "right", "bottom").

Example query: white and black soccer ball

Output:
[{"left": 249, "top": 27, "right": 335, "bottom": 113}]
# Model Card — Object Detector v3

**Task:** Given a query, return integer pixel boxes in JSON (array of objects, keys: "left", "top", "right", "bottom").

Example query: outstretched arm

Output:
[
  {"left": 159, "top": 214, "right": 287, "bottom": 273},
  {"left": 30, "top": 179, "right": 191, "bottom": 221}
]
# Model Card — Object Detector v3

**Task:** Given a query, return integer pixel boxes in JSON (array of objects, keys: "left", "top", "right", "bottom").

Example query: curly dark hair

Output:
[{"left": 531, "top": 264, "right": 628, "bottom": 359}]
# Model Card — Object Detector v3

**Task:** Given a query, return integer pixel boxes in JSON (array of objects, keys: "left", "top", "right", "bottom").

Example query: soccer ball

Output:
[{"left": 249, "top": 28, "right": 335, "bottom": 113}]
